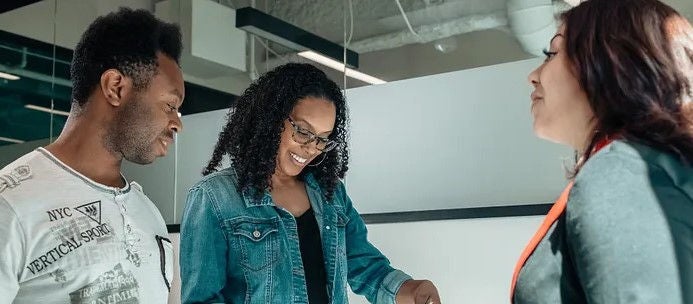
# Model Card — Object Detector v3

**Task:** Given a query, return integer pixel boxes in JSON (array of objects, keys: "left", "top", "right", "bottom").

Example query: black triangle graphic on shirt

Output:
[{"left": 74, "top": 200, "right": 101, "bottom": 225}]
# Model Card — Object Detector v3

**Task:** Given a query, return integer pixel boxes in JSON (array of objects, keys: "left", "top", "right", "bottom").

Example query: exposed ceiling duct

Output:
[
  {"left": 259, "top": 0, "right": 567, "bottom": 57},
  {"left": 507, "top": 0, "right": 558, "bottom": 57},
  {"left": 351, "top": 10, "right": 508, "bottom": 53}
]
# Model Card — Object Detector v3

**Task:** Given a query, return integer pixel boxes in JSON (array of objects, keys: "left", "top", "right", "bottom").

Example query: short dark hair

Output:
[
  {"left": 70, "top": 7, "right": 182, "bottom": 105},
  {"left": 561, "top": 0, "right": 693, "bottom": 170},
  {"left": 203, "top": 63, "right": 349, "bottom": 201}
]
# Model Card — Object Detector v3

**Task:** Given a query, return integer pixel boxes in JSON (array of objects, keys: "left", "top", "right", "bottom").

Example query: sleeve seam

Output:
[{"left": 0, "top": 196, "right": 28, "bottom": 280}]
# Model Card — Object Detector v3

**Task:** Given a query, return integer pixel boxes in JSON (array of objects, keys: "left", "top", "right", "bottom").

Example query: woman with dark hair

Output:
[
  {"left": 511, "top": 0, "right": 693, "bottom": 303},
  {"left": 180, "top": 63, "right": 440, "bottom": 304}
]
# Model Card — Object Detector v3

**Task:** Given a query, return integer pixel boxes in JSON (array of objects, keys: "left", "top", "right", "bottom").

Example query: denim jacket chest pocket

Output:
[
  {"left": 333, "top": 204, "right": 349, "bottom": 235},
  {"left": 335, "top": 208, "right": 348, "bottom": 228},
  {"left": 323, "top": 204, "right": 348, "bottom": 253},
  {"left": 225, "top": 216, "right": 282, "bottom": 272},
  {"left": 334, "top": 207, "right": 349, "bottom": 271}
]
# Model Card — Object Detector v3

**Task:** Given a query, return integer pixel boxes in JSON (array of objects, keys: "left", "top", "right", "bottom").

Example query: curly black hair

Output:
[
  {"left": 203, "top": 63, "right": 349, "bottom": 201},
  {"left": 70, "top": 7, "right": 182, "bottom": 106}
]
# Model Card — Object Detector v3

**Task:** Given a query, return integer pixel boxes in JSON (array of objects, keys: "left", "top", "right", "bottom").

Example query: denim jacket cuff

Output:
[{"left": 377, "top": 269, "right": 413, "bottom": 303}]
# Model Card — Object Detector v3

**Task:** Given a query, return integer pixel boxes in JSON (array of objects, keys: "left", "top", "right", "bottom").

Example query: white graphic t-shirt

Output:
[{"left": 0, "top": 148, "right": 173, "bottom": 304}]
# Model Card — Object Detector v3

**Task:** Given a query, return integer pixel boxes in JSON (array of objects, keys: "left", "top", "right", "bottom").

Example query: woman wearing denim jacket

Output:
[
  {"left": 512, "top": 0, "right": 693, "bottom": 303},
  {"left": 180, "top": 63, "right": 440, "bottom": 304}
]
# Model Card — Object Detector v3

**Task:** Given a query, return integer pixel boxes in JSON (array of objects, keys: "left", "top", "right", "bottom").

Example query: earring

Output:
[{"left": 308, "top": 153, "right": 327, "bottom": 167}]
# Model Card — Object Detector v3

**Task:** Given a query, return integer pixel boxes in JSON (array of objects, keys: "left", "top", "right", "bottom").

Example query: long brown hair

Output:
[{"left": 561, "top": 0, "right": 693, "bottom": 172}]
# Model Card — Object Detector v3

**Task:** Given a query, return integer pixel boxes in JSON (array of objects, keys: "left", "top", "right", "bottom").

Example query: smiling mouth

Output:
[{"left": 290, "top": 152, "right": 308, "bottom": 165}]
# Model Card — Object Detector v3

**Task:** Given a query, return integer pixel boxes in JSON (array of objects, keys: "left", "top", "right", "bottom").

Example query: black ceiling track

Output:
[{"left": 0, "top": 0, "right": 43, "bottom": 14}]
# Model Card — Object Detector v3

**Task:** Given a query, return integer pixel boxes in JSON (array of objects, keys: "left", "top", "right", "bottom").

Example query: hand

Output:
[{"left": 396, "top": 279, "right": 441, "bottom": 304}]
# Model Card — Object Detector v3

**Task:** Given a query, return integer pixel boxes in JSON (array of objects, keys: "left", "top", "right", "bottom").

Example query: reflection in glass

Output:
[
  {"left": 0, "top": 1, "right": 64, "bottom": 169},
  {"left": 0, "top": 30, "right": 70, "bottom": 148}
]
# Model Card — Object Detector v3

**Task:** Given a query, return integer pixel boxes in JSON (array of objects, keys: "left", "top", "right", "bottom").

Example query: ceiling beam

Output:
[{"left": 0, "top": 0, "right": 43, "bottom": 14}]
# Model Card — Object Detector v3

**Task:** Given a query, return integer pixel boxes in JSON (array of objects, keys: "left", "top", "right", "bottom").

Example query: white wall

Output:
[
  {"left": 346, "top": 58, "right": 570, "bottom": 213},
  {"left": 346, "top": 216, "right": 543, "bottom": 303},
  {"left": 166, "top": 215, "right": 544, "bottom": 303}
]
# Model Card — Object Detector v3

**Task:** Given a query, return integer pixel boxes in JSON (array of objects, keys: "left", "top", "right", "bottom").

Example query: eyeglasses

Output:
[{"left": 287, "top": 117, "right": 338, "bottom": 152}]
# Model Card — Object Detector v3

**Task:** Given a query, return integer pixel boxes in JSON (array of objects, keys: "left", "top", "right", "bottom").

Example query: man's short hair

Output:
[{"left": 70, "top": 7, "right": 182, "bottom": 105}]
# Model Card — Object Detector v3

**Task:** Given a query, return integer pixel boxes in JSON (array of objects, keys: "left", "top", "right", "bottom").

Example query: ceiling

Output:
[
  {"left": 247, "top": 0, "right": 509, "bottom": 51},
  {"left": 231, "top": 0, "right": 693, "bottom": 83}
]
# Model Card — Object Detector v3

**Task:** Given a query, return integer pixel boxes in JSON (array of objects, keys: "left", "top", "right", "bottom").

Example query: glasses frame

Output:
[{"left": 287, "top": 117, "right": 338, "bottom": 152}]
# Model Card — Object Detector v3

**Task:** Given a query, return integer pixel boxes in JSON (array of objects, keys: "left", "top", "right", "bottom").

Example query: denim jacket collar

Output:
[{"left": 240, "top": 172, "right": 324, "bottom": 208}]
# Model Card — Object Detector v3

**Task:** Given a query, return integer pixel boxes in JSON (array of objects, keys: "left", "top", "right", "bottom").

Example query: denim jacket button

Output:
[{"left": 252, "top": 230, "right": 261, "bottom": 238}]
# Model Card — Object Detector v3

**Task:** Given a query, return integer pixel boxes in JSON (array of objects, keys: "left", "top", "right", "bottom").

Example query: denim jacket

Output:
[{"left": 180, "top": 168, "right": 411, "bottom": 304}]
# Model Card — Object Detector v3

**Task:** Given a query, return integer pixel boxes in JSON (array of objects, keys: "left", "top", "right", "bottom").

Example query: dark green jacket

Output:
[{"left": 514, "top": 140, "right": 693, "bottom": 303}]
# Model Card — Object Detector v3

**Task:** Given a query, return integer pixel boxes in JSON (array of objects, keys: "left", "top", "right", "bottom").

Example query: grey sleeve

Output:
[
  {"left": 566, "top": 153, "right": 684, "bottom": 303},
  {"left": 0, "top": 197, "right": 24, "bottom": 302}
]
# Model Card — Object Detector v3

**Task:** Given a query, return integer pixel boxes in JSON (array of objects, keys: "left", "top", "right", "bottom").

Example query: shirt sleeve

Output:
[{"left": 0, "top": 196, "right": 25, "bottom": 303}]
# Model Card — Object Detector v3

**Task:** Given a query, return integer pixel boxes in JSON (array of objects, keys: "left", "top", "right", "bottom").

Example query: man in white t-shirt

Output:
[{"left": 0, "top": 7, "right": 184, "bottom": 304}]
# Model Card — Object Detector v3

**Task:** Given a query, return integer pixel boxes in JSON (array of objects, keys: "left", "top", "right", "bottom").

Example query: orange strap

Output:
[
  {"left": 509, "top": 137, "right": 614, "bottom": 301},
  {"left": 509, "top": 181, "right": 573, "bottom": 298}
]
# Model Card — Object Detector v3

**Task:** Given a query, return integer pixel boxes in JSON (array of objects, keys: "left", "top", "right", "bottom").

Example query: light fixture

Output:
[
  {"left": 236, "top": 7, "right": 387, "bottom": 85},
  {"left": 298, "top": 51, "right": 386, "bottom": 85},
  {"left": 25, "top": 104, "right": 70, "bottom": 116},
  {"left": 433, "top": 37, "right": 458, "bottom": 54},
  {"left": 236, "top": 6, "right": 387, "bottom": 84},
  {"left": 236, "top": 7, "right": 358, "bottom": 68},
  {"left": 0, "top": 136, "right": 25, "bottom": 144},
  {"left": 0, "top": 71, "right": 20, "bottom": 80},
  {"left": 563, "top": 0, "right": 582, "bottom": 6}
]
